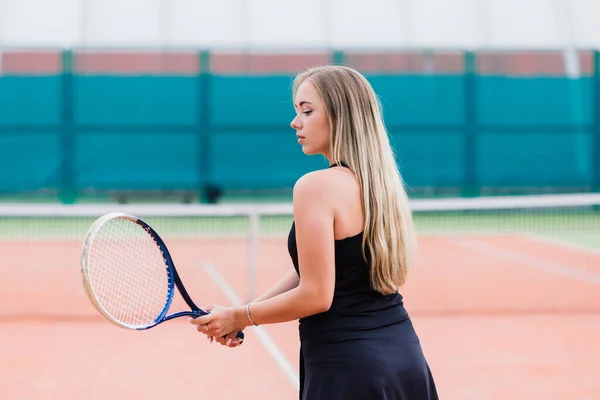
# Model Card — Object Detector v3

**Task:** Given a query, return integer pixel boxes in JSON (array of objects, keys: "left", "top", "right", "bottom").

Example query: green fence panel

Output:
[
  {"left": 368, "top": 75, "right": 465, "bottom": 127},
  {"left": 73, "top": 76, "right": 198, "bottom": 126},
  {"left": 210, "top": 76, "right": 295, "bottom": 127},
  {"left": 73, "top": 132, "right": 200, "bottom": 189},
  {"left": 391, "top": 131, "right": 465, "bottom": 187},
  {"left": 477, "top": 130, "right": 593, "bottom": 186},
  {"left": 0, "top": 77, "right": 62, "bottom": 126},
  {"left": 209, "top": 130, "right": 327, "bottom": 188},
  {"left": 1, "top": 62, "right": 599, "bottom": 196},
  {"left": 477, "top": 77, "right": 593, "bottom": 126},
  {"left": 0, "top": 132, "right": 62, "bottom": 191}
]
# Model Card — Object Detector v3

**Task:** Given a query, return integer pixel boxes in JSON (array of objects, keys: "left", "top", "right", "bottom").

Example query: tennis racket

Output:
[{"left": 80, "top": 212, "right": 244, "bottom": 341}]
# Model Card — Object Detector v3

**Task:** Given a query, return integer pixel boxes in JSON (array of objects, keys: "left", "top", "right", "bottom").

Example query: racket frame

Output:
[{"left": 80, "top": 212, "right": 210, "bottom": 330}]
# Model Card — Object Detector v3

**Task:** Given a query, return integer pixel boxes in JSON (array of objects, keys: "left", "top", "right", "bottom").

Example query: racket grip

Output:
[{"left": 220, "top": 330, "right": 244, "bottom": 341}]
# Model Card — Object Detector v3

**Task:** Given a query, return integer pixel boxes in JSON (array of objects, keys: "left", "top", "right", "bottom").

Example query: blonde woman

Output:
[{"left": 190, "top": 65, "right": 438, "bottom": 399}]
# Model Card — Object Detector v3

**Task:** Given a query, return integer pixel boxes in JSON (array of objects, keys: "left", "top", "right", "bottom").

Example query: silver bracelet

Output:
[{"left": 245, "top": 303, "right": 258, "bottom": 326}]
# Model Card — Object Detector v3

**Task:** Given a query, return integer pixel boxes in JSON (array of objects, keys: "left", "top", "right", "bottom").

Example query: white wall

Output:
[
  {"left": 1, "top": 0, "right": 81, "bottom": 47},
  {"left": 1, "top": 0, "right": 600, "bottom": 49}
]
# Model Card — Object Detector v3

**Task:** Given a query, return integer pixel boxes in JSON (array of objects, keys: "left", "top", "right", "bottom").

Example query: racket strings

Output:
[{"left": 87, "top": 218, "right": 170, "bottom": 327}]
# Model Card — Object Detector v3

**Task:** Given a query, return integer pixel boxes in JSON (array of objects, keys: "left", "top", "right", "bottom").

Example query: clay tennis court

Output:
[{"left": 1, "top": 201, "right": 600, "bottom": 399}]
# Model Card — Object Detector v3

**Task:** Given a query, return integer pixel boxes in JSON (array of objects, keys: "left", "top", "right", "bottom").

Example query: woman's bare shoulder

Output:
[{"left": 293, "top": 167, "right": 356, "bottom": 199}]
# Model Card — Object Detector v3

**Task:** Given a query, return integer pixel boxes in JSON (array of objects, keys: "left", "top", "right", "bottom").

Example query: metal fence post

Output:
[
  {"left": 593, "top": 50, "right": 600, "bottom": 192},
  {"left": 198, "top": 49, "right": 215, "bottom": 203},
  {"left": 332, "top": 50, "right": 345, "bottom": 66},
  {"left": 59, "top": 49, "right": 75, "bottom": 204},
  {"left": 463, "top": 51, "right": 478, "bottom": 197}
]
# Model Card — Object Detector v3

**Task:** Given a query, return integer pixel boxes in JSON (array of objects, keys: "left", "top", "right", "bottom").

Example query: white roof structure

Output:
[{"left": 0, "top": 0, "right": 599, "bottom": 50}]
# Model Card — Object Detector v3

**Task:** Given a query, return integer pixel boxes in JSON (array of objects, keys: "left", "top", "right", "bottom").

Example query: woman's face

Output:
[{"left": 290, "top": 80, "right": 331, "bottom": 159}]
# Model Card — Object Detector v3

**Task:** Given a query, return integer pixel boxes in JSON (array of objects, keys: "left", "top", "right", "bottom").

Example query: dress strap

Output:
[{"left": 329, "top": 161, "right": 349, "bottom": 168}]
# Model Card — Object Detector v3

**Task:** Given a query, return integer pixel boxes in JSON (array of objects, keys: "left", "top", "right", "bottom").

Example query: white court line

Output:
[
  {"left": 450, "top": 238, "right": 600, "bottom": 285},
  {"left": 202, "top": 261, "right": 300, "bottom": 391},
  {"left": 519, "top": 233, "right": 600, "bottom": 257}
]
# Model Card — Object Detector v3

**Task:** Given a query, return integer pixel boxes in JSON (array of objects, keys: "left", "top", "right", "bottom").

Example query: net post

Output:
[{"left": 248, "top": 210, "right": 260, "bottom": 302}]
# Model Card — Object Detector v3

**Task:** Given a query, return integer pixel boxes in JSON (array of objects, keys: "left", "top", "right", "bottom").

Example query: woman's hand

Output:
[
  {"left": 189, "top": 304, "right": 247, "bottom": 343},
  {"left": 212, "top": 330, "right": 245, "bottom": 348},
  {"left": 203, "top": 329, "right": 245, "bottom": 347}
]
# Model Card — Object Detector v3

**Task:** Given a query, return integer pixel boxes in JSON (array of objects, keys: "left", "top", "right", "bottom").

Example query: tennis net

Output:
[{"left": 1, "top": 193, "right": 599, "bottom": 321}]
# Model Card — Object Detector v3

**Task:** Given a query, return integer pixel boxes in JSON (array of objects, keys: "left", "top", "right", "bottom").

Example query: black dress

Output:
[{"left": 287, "top": 194, "right": 438, "bottom": 399}]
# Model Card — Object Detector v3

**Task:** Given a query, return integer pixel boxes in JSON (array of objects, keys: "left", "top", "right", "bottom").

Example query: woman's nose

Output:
[{"left": 290, "top": 117, "right": 301, "bottom": 130}]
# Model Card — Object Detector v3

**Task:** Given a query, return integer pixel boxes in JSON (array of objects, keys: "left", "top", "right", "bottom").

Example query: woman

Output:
[{"left": 190, "top": 65, "right": 438, "bottom": 399}]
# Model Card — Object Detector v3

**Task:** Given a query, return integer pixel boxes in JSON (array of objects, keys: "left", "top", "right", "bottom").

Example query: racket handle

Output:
[
  {"left": 220, "top": 330, "right": 244, "bottom": 340},
  {"left": 220, "top": 330, "right": 244, "bottom": 344}
]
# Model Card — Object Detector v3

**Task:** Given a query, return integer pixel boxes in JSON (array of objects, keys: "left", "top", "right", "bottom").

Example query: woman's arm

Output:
[
  {"left": 252, "top": 269, "right": 300, "bottom": 303},
  {"left": 191, "top": 171, "right": 337, "bottom": 337},
  {"left": 208, "top": 270, "right": 300, "bottom": 347},
  {"left": 236, "top": 172, "right": 335, "bottom": 326}
]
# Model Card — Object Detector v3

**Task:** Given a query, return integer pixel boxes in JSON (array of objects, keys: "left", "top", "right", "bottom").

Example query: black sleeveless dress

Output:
[{"left": 287, "top": 167, "right": 438, "bottom": 400}]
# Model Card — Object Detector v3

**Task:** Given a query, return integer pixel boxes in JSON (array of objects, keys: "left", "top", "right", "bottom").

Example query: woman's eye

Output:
[{"left": 303, "top": 110, "right": 313, "bottom": 115}]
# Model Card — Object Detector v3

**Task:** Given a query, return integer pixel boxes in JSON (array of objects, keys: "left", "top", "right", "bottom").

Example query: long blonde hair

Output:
[{"left": 293, "top": 65, "right": 417, "bottom": 294}]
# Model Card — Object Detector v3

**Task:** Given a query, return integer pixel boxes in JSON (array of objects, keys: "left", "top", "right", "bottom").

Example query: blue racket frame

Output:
[{"left": 136, "top": 217, "right": 203, "bottom": 326}]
